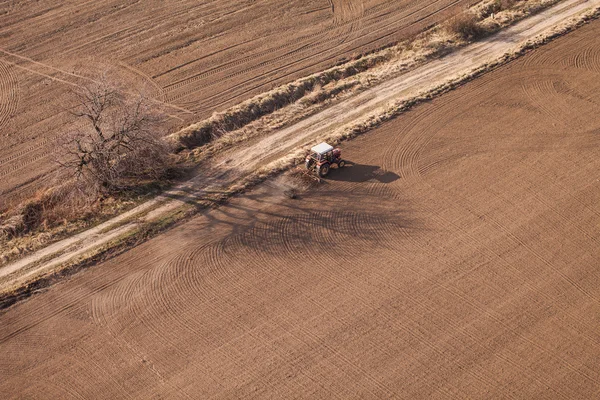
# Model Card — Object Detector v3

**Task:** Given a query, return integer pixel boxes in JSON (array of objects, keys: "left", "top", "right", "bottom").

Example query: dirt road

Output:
[
  {"left": 1, "top": 10, "right": 600, "bottom": 400},
  {"left": 0, "top": 0, "right": 475, "bottom": 204},
  {"left": 2, "top": 0, "right": 597, "bottom": 292}
]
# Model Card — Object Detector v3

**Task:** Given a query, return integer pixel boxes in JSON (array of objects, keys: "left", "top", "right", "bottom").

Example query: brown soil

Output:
[
  {"left": 0, "top": 0, "right": 475, "bottom": 205},
  {"left": 1, "top": 14, "right": 600, "bottom": 400}
]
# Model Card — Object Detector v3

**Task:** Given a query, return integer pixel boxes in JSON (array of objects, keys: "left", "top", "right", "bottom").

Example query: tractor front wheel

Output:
[
  {"left": 317, "top": 163, "right": 330, "bottom": 177},
  {"left": 338, "top": 160, "right": 346, "bottom": 168}
]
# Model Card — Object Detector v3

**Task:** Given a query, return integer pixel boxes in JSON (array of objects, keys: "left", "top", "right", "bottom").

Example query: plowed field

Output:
[
  {"left": 2, "top": 15, "right": 600, "bottom": 400},
  {"left": 0, "top": 0, "right": 474, "bottom": 204}
]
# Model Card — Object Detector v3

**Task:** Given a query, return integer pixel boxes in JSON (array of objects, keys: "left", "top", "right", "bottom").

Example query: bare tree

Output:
[{"left": 59, "top": 81, "right": 172, "bottom": 191}]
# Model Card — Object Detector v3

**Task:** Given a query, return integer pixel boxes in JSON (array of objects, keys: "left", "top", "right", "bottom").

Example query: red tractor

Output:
[{"left": 305, "top": 142, "right": 346, "bottom": 177}]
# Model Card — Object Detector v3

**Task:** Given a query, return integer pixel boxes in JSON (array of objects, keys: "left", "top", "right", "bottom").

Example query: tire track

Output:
[{"left": 0, "top": 60, "right": 20, "bottom": 131}]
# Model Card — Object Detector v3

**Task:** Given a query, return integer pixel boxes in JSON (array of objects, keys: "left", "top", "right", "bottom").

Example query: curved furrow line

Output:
[
  {"left": 551, "top": 78, "right": 589, "bottom": 114},
  {"left": 268, "top": 214, "right": 313, "bottom": 260},
  {"left": 520, "top": 39, "right": 564, "bottom": 69},
  {"left": 137, "top": 263, "right": 218, "bottom": 351},
  {"left": 0, "top": 61, "right": 10, "bottom": 128},
  {"left": 381, "top": 100, "right": 452, "bottom": 178},
  {"left": 88, "top": 253, "right": 207, "bottom": 373},
  {"left": 89, "top": 268, "right": 154, "bottom": 333},
  {"left": 301, "top": 210, "right": 354, "bottom": 256},
  {"left": 241, "top": 216, "right": 313, "bottom": 266},
  {"left": 583, "top": 40, "right": 600, "bottom": 73},
  {"left": 417, "top": 151, "right": 466, "bottom": 176},
  {"left": 378, "top": 94, "right": 458, "bottom": 176},
  {"left": 0, "top": 60, "right": 19, "bottom": 130},
  {"left": 567, "top": 44, "right": 593, "bottom": 70},
  {"left": 404, "top": 110, "right": 456, "bottom": 178},
  {"left": 164, "top": 244, "right": 220, "bottom": 303},
  {"left": 110, "top": 273, "right": 188, "bottom": 359},
  {"left": 170, "top": 237, "right": 268, "bottom": 305},
  {"left": 202, "top": 237, "right": 262, "bottom": 292},
  {"left": 141, "top": 246, "right": 253, "bottom": 340},
  {"left": 0, "top": 260, "right": 133, "bottom": 330},
  {"left": 524, "top": 71, "right": 590, "bottom": 127},
  {"left": 521, "top": 75, "right": 557, "bottom": 120},
  {"left": 120, "top": 241, "right": 261, "bottom": 350},
  {"left": 362, "top": 181, "right": 407, "bottom": 205}
]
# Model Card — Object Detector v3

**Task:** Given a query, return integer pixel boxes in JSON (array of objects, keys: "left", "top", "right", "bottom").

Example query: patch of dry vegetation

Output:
[{"left": 0, "top": 180, "right": 160, "bottom": 266}]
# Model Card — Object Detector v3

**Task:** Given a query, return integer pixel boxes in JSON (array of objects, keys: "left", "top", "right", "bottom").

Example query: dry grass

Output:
[{"left": 0, "top": 178, "right": 160, "bottom": 266}]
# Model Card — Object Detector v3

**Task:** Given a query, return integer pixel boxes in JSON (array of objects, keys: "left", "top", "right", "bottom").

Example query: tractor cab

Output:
[{"left": 305, "top": 142, "right": 345, "bottom": 177}]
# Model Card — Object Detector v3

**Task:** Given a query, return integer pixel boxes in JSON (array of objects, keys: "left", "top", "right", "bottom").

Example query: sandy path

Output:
[
  {"left": 2, "top": 0, "right": 597, "bottom": 289},
  {"left": 1, "top": 16, "right": 600, "bottom": 397}
]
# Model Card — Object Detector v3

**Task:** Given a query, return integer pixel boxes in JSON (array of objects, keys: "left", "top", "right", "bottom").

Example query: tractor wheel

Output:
[
  {"left": 305, "top": 159, "right": 314, "bottom": 170},
  {"left": 317, "top": 163, "right": 330, "bottom": 177},
  {"left": 338, "top": 160, "right": 346, "bottom": 168}
]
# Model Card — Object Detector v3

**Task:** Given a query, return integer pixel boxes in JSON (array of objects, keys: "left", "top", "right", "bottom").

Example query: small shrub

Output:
[{"left": 447, "top": 14, "right": 486, "bottom": 40}]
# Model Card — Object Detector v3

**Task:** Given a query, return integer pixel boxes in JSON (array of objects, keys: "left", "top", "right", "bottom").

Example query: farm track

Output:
[
  {"left": 0, "top": 0, "right": 475, "bottom": 203},
  {"left": 1, "top": 4, "right": 600, "bottom": 398}
]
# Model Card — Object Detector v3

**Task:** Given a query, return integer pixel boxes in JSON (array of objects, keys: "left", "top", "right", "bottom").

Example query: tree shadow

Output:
[
  {"left": 326, "top": 161, "right": 400, "bottom": 184},
  {"left": 183, "top": 185, "right": 422, "bottom": 258}
]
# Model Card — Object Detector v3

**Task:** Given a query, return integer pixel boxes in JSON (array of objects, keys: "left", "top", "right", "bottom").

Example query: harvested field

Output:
[
  {"left": 2, "top": 13, "right": 600, "bottom": 400},
  {"left": 0, "top": 0, "right": 475, "bottom": 205}
]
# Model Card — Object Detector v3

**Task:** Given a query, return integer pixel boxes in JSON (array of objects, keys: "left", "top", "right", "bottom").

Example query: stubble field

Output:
[{"left": 1, "top": 13, "right": 599, "bottom": 399}]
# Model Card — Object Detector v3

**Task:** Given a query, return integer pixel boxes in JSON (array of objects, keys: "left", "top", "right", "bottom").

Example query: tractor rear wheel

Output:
[
  {"left": 317, "top": 163, "right": 330, "bottom": 177},
  {"left": 338, "top": 160, "right": 346, "bottom": 168}
]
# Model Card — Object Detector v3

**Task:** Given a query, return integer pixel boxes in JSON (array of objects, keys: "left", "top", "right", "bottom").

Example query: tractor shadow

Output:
[{"left": 326, "top": 162, "right": 400, "bottom": 184}]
